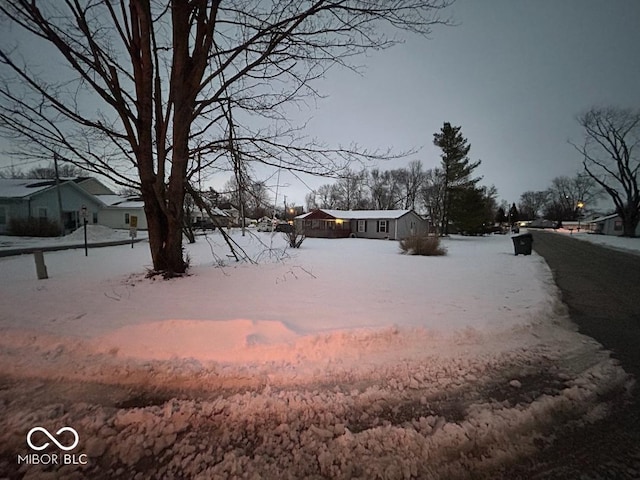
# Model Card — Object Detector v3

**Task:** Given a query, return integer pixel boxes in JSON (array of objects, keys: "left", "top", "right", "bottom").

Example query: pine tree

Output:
[
  {"left": 433, "top": 122, "right": 481, "bottom": 235},
  {"left": 509, "top": 203, "right": 519, "bottom": 225}
]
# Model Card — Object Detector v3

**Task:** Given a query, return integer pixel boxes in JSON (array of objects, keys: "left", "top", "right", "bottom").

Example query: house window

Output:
[
  {"left": 377, "top": 220, "right": 388, "bottom": 233},
  {"left": 125, "top": 213, "right": 130, "bottom": 224},
  {"left": 37, "top": 207, "right": 48, "bottom": 220},
  {"left": 357, "top": 220, "right": 366, "bottom": 233},
  {"left": 304, "top": 220, "right": 312, "bottom": 229},
  {"left": 93, "top": 212, "right": 98, "bottom": 224},
  {"left": 0, "top": 207, "right": 6, "bottom": 226},
  {"left": 614, "top": 221, "right": 622, "bottom": 231}
]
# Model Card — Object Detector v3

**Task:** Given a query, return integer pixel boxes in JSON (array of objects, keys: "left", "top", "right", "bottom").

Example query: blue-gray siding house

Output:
[{"left": 0, "top": 178, "right": 105, "bottom": 234}]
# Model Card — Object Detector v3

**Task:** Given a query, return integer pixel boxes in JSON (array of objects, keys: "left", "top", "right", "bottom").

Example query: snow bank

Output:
[{"left": 0, "top": 231, "right": 632, "bottom": 478}]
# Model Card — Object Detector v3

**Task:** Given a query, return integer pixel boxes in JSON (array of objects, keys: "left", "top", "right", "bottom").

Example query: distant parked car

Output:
[
  {"left": 193, "top": 219, "right": 216, "bottom": 230},
  {"left": 257, "top": 221, "right": 272, "bottom": 232},
  {"left": 275, "top": 223, "right": 293, "bottom": 233}
]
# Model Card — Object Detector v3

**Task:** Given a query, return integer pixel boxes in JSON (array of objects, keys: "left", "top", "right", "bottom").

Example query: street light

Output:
[{"left": 577, "top": 201, "right": 584, "bottom": 231}]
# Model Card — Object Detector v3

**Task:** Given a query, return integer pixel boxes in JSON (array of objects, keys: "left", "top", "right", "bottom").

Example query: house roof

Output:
[
  {"left": 96, "top": 194, "right": 126, "bottom": 206},
  {"left": 588, "top": 213, "right": 619, "bottom": 223},
  {"left": 0, "top": 177, "right": 115, "bottom": 200},
  {"left": 110, "top": 200, "right": 145, "bottom": 209},
  {"left": 97, "top": 194, "right": 145, "bottom": 209},
  {"left": 0, "top": 178, "right": 63, "bottom": 198},
  {"left": 295, "top": 209, "right": 413, "bottom": 220}
]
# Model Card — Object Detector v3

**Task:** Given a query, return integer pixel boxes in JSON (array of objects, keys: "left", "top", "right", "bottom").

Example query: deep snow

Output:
[{"left": 0, "top": 227, "right": 635, "bottom": 479}]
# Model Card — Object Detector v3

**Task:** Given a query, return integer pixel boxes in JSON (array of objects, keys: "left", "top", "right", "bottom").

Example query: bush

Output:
[
  {"left": 8, "top": 217, "right": 61, "bottom": 237},
  {"left": 399, "top": 235, "right": 447, "bottom": 256},
  {"left": 283, "top": 224, "right": 305, "bottom": 248}
]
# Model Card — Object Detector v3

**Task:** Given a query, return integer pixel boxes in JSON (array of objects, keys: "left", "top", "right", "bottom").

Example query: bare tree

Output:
[
  {"left": 574, "top": 107, "right": 640, "bottom": 236},
  {"left": 223, "top": 176, "right": 272, "bottom": 220},
  {"left": 399, "top": 160, "right": 424, "bottom": 210},
  {"left": 543, "top": 174, "right": 600, "bottom": 221},
  {"left": 419, "top": 167, "right": 445, "bottom": 230},
  {"left": 518, "top": 191, "right": 548, "bottom": 220},
  {"left": 305, "top": 190, "right": 318, "bottom": 212},
  {"left": 0, "top": 0, "right": 453, "bottom": 274},
  {"left": 334, "top": 168, "right": 369, "bottom": 210}
]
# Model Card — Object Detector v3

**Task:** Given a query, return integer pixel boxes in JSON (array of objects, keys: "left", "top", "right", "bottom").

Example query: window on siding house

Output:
[
  {"left": 377, "top": 220, "right": 388, "bottom": 233},
  {"left": 0, "top": 207, "right": 6, "bottom": 225},
  {"left": 614, "top": 221, "right": 622, "bottom": 231},
  {"left": 357, "top": 220, "right": 366, "bottom": 232},
  {"left": 93, "top": 212, "right": 98, "bottom": 224},
  {"left": 125, "top": 213, "right": 130, "bottom": 224},
  {"left": 37, "top": 207, "right": 48, "bottom": 220},
  {"left": 304, "top": 220, "right": 312, "bottom": 229}
]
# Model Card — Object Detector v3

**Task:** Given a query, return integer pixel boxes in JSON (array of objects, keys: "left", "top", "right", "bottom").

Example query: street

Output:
[{"left": 498, "top": 231, "right": 640, "bottom": 479}]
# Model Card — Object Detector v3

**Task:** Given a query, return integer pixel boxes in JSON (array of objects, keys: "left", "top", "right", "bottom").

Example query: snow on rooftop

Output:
[
  {"left": 96, "top": 194, "right": 127, "bottom": 206},
  {"left": 0, "top": 178, "right": 57, "bottom": 198},
  {"left": 296, "top": 208, "right": 413, "bottom": 220}
]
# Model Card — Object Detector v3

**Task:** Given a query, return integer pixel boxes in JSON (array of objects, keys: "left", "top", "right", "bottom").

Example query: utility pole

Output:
[
  {"left": 53, "top": 153, "right": 64, "bottom": 236},
  {"left": 283, "top": 195, "right": 287, "bottom": 222}
]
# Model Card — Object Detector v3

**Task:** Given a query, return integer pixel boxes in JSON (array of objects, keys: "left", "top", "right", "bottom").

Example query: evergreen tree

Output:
[
  {"left": 448, "top": 186, "right": 490, "bottom": 235},
  {"left": 508, "top": 203, "right": 519, "bottom": 225},
  {"left": 433, "top": 122, "right": 481, "bottom": 234}
]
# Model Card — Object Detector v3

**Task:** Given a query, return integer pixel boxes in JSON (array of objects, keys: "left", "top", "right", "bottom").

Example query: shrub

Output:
[
  {"left": 399, "top": 235, "right": 447, "bottom": 256},
  {"left": 8, "top": 217, "right": 61, "bottom": 237},
  {"left": 283, "top": 224, "right": 305, "bottom": 248}
]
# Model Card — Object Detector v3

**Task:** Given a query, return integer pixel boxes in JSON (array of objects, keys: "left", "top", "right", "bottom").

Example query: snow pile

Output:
[
  {"left": 0, "top": 224, "right": 146, "bottom": 251},
  {"left": 64, "top": 224, "right": 135, "bottom": 243},
  {"left": 0, "top": 231, "right": 632, "bottom": 478},
  {"left": 553, "top": 228, "right": 640, "bottom": 255}
]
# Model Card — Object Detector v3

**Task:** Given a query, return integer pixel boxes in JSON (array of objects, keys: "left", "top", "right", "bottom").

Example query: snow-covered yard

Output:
[{"left": 0, "top": 228, "right": 633, "bottom": 479}]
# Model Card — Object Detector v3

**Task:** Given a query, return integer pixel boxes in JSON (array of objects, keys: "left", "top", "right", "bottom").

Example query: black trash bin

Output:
[{"left": 512, "top": 233, "right": 533, "bottom": 255}]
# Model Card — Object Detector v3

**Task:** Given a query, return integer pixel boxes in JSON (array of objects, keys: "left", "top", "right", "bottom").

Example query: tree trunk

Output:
[
  {"left": 139, "top": 180, "right": 186, "bottom": 275},
  {"left": 622, "top": 208, "right": 640, "bottom": 237}
]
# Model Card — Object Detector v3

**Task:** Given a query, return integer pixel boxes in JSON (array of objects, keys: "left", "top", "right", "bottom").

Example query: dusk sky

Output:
[
  {"left": 1, "top": 1, "right": 639, "bottom": 212},
  {"left": 271, "top": 0, "right": 640, "bottom": 209}
]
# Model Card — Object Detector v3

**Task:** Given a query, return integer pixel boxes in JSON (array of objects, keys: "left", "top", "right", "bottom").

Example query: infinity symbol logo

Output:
[{"left": 26, "top": 427, "right": 79, "bottom": 451}]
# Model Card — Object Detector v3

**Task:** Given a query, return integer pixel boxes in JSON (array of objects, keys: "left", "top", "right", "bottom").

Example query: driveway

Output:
[
  {"left": 499, "top": 230, "right": 640, "bottom": 479},
  {"left": 531, "top": 231, "right": 640, "bottom": 377}
]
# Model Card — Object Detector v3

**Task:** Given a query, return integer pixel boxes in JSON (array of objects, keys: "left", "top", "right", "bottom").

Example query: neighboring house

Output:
[
  {"left": 0, "top": 178, "right": 104, "bottom": 234},
  {"left": 588, "top": 213, "right": 640, "bottom": 236},
  {"left": 190, "top": 207, "right": 229, "bottom": 228},
  {"left": 97, "top": 195, "right": 147, "bottom": 230},
  {"left": 295, "top": 209, "right": 428, "bottom": 240},
  {"left": 217, "top": 202, "right": 241, "bottom": 226}
]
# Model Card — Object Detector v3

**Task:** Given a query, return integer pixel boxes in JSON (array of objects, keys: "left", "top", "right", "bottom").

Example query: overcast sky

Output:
[
  {"left": 270, "top": 0, "right": 640, "bottom": 209},
  {"left": 1, "top": 0, "right": 639, "bottom": 212}
]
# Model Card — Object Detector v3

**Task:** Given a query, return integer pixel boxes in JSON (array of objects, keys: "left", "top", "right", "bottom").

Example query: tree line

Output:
[
  {"left": 306, "top": 122, "right": 496, "bottom": 235},
  {"left": 515, "top": 107, "right": 640, "bottom": 237}
]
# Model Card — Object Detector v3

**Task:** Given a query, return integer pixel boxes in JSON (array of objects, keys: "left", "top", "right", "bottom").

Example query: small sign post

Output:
[
  {"left": 129, "top": 215, "right": 138, "bottom": 248},
  {"left": 80, "top": 206, "right": 88, "bottom": 256}
]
